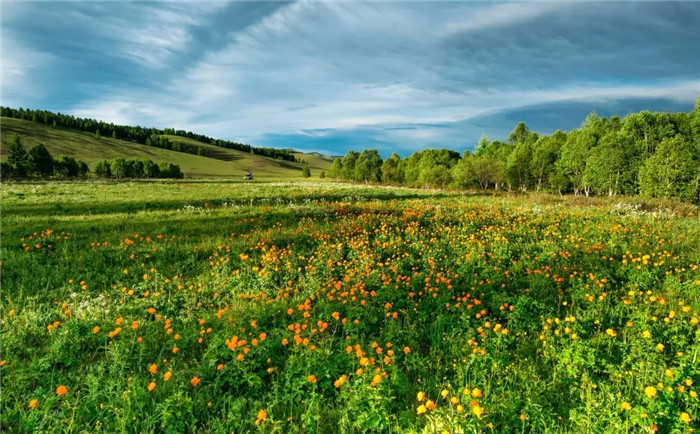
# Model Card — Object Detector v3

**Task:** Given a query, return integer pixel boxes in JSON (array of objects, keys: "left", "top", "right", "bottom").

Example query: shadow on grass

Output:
[{"left": 3, "top": 191, "right": 471, "bottom": 218}]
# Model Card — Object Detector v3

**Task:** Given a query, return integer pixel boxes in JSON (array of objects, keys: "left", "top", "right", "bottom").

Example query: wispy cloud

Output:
[{"left": 2, "top": 1, "right": 699, "bottom": 156}]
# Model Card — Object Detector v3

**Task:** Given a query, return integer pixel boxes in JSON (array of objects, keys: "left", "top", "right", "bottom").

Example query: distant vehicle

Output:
[{"left": 243, "top": 172, "right": 253, "bottom": 181}]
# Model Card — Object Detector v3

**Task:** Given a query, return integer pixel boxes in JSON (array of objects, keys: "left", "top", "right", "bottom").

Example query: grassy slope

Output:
[
  {"left": 292, "top": 152, "right": 336, "bottom": 173},
  {"left": 164, "top": 135, "right": 335, "bottom": 174},
  {"left": 0, "top": 117, "right": 333, "bottom": 178}
]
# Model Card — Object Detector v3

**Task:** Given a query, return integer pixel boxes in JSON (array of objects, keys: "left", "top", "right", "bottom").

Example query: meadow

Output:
[{"left": 1, "top": 180, "right": 699, "bottom": 433}]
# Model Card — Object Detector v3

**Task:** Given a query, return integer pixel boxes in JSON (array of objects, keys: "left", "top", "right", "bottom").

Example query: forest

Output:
[{"left": 330, "top": 98, "right": 700, "bottom": 202}]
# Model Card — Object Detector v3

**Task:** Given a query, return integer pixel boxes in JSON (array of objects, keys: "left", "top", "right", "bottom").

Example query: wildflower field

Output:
[{"left": 2, "top": 181, "right": 699, "bottom": 433}]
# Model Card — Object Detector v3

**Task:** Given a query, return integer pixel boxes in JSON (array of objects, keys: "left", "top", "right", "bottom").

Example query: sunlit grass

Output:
[{"left": 1, "top": 181, "right": 699, "bottom": 432}]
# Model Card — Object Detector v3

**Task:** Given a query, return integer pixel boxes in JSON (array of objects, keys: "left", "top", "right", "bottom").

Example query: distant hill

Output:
[{"left": 0, "top": 117, "right": 333, "bottom": 179}]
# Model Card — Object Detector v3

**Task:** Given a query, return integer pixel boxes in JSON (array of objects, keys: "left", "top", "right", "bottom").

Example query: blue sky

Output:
[{"left": 2, "top": 1, "right": 699, "bottom": 157}]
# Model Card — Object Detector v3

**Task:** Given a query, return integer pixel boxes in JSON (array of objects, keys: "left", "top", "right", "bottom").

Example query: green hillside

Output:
[{"left": 0, "top": 117, "right": 333, "bottom": 178}]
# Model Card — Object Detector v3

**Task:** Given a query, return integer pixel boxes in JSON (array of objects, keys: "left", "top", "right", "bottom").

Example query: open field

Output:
[
  {"left": 0, "top": 118, "right": 332, "bottom": 178},
  {"left": 2, "top": 181, "right": 700, "bottom": 432}
]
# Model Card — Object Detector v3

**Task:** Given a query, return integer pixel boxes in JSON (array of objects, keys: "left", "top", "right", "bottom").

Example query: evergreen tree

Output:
[
  {"left": 29, "top": 143, "right": 54, "bottom": 177},
  {"left": 7, "top": 134, "right": 30, "bottom": 177}
]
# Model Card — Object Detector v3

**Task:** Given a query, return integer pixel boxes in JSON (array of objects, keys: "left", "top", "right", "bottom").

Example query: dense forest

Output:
[
  {"left": 329, "top": 98, "right": 700, "bottom": 202},
  {"left": 0, "top": 107, "right": 296, "bottom": 162}
]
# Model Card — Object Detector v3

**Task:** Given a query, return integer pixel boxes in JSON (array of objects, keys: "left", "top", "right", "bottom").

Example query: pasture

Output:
[{"left": 1, "top": 181, "right": 699, "bottom": 432}]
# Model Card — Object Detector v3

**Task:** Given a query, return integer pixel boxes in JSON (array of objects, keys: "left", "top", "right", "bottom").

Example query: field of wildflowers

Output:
[{"left": 2, "top": 181, "right": 699, "bottom": 432}]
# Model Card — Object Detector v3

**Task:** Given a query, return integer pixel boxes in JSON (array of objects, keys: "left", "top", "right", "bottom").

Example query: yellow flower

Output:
[
  {"left": 644, "top": 386, "right": 657, "bottom": 398},
  {"left": 605, "top": 328, "right": 617, "bottom": 337},
  {"left": 417, "top": 391, "right": 425, "bottom": 401},
  {"left": 621, "top": 402, "right": 631, "bottom": 411},
  {"left": 471, "top": 388, "right": 483, "bottom": 398},
  {"left": 471, "top": 401, "right": 484, "bottom": 417},
  {"left": 417, "top": 404, "right": 426, "bottom": 415},
  {"left": 680, "top": 412, "right": 691, "bottom": 423},
  {"left": 441, "top": 389, "right": 449, "bottom": 398}
]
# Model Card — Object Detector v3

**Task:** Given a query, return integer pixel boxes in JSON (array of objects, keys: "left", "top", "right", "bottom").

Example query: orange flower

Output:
[
  {"left": 307, "top": 375, "right": 317, "bottom": 384},
  {"left": 163, "top": 371, "right": 172, "bottom": 381},
  {"left": 190, "top": 376, "right": 200, "bottom": 387},
  {"left": 56, "top": 385, "right": 68, "bottom": 396},
  {"left": 148, "top": 382, "right": 156, "bottom": 392},
  {"left": 255, "top": 409, "right": 267, "bottom": 425},
  {"left": 148, "top": 364, "right": 158, "bottom": 375},
  {"left": 403, "top": 346, "right": 410, "bottom": 354},
  {"left": 281, "top": 338, "right": 288, "bottom": 346},
  {"left": 217, "top": 364, "right": 224, "bottom": 371},
  {"left": 92, "top": 326, "right": 100, "bottom": 334},
  {"left": 334, "top": 375, "right": 347, "bottom": 388},
  {"left": 29, "top": 399, "right": 38, "bottom": 409},
  {"left": 425, "top": 400, "right": 435, "bottom": 410}
]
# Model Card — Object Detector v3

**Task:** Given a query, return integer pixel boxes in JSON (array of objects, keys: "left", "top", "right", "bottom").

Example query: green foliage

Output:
[
  {"left": 638, "top": 136, "right": 700, "bottom": 201},
  {"left": 3, "top": 134, "right": 87, "bottom": 179},
  {"left": 341, "top": 151, "right": 358, "bottom": 181},
  {"left": 354, "top": 149, "right": 382, "bottom": 183},
  {"left": 7, "top": 133, "right": 30, "bottom": 177},
  {"left": 329, "top": 159, "right": 343, "bottom": 179},
  {"left": 302, "top": 165, "right": 311, "bottom": 178},
  {"left": 29, "top": 143, "right": 54, "bottom": 177},
  {"left": 97, "top": 158, "right": 182, "bottom": 179},
  {"left": 381, "top": 153, "right": 404, "bottom": 184},
  {"left": 583, "top": 131, "right": 641, "bottom": 196}
]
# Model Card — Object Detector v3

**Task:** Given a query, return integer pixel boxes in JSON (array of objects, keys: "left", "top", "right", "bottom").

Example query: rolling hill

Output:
[{"left": 0, "top": 117, "right": 334, "bottom": 179}]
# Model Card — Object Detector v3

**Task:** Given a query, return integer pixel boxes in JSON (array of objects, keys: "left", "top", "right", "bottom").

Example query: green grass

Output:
[
  {"left": 2, "top": 181, "right": 699, "bottom": 432},
  {"left": 0, "top": 117, "right": 333, "bottom": 179}
]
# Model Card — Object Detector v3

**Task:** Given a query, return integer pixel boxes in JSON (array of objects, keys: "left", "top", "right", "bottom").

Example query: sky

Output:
[{"left": 2, "top": 1, "right": 699, "bottom": 157}]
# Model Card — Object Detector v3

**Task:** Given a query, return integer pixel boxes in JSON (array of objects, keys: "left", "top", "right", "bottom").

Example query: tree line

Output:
[
  {"left": 1, "top": 106, "right": 295, "bottom": 162},
  {"left": 327, "top": 98, "right": 700, "bottom": 202},
  {"left": 1, "top": 134, "right": 184, "bottom": 180},
  {"left": 94, "top": 158, "right": 183, "bottom": 179}
]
